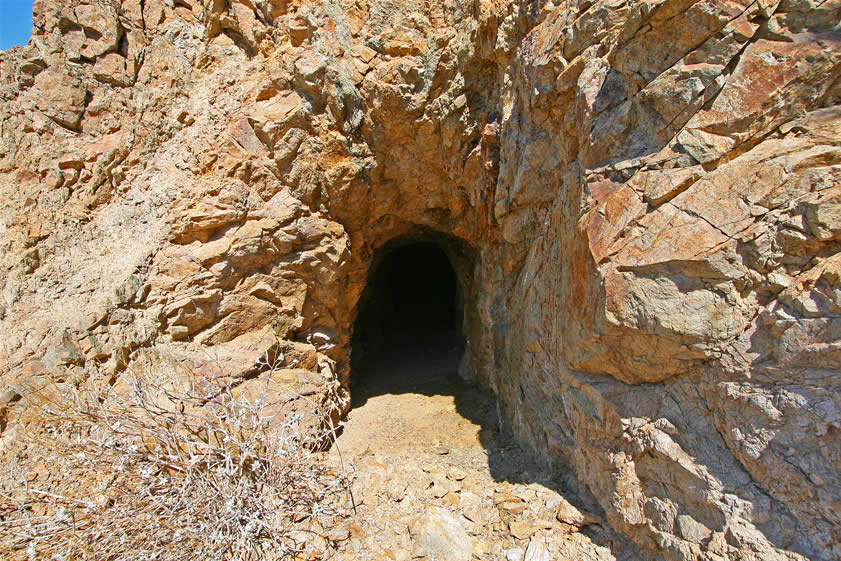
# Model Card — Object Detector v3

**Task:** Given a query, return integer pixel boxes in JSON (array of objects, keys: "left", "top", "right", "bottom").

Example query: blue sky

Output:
[{"left": 0, "top": 0, "right": 34, "bottom": 51}]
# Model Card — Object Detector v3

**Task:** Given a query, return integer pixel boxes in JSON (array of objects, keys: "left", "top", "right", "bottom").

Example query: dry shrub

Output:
[{"left": 0, "top": 355, "right": 354, "bottom": 560}]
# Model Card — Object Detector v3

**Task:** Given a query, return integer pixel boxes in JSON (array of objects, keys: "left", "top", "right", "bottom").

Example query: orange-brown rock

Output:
[{"left": 1, "top": 0, "right": 840, "bottom": 559}]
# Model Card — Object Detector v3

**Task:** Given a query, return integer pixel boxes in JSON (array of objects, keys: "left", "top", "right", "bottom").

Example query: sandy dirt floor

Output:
[{"left": 328, "top": 337, "right": 633, "bottom": 561}]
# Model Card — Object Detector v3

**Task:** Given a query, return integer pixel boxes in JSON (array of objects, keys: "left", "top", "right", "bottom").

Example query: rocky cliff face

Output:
[{"left": 1, "top": 0, "right": 839, "bottom": 559}]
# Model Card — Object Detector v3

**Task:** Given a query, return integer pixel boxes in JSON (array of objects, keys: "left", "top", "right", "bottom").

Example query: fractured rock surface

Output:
[{"left": 1, "top": 0, "right": 840, "bottom": 559}]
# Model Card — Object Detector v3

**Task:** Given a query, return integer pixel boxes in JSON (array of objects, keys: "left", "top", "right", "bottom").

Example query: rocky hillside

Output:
[{"left": 1, "top": 0, "right": 839, "bottom": 559}]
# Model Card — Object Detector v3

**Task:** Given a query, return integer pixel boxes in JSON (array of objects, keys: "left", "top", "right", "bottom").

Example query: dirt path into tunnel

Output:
[
  {"left": 327, "top": 344, "right": 633, "bottom": 561},
  {"left": 338, "top": 342, "right": 495, "bottom": 461}
]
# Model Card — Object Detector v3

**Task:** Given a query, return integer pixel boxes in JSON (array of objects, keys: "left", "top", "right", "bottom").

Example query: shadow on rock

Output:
[{"left": 346, "top": 328, "right": 642, "bottom": 560}]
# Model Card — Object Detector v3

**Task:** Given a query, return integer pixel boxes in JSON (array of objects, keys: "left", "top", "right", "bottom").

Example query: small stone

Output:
[
  {"left": 45, "top": 170, "right": 64, "bottom": 188},
  {"left": 414, "top": 506, "right": 473, "bottom": 561},
  {"left": 509, "top": 519, "right": 536, "bottom": 540},
  {"left": 347, "top": 521, "right": 366, "bottom": 539},
  {"left": 501, "top": 500, "right": 528, "bottom": 515},
  {"left": 534, "top": 519, "right": 553, "bottom": 530},
  {"left": 0, "top": 389, "right": 20, "bottom": 405},
  {"left": 515, "top": 488, "right": 537, "bottom": 503},
  {"left": 523, "top": 538, "right": 551, "bottom": 561},
  {"left": 432, "top": 487, "right": 449, "bottom": 499},
  {"left": 555, "top": 497, "right": 600, "bottom": 526},
  {"left": 460, "top": 491, "right": 483, "bottom": 523},
  {"left": 431, "top": 483, "right": 450, "bottom": 499},
  {"left": 387, "top": 479, "right": 408, "bottom": 502},
  {"left": 326, "top": 526, "right": 350, "bottom": 542},
  {"left": 543, "top": 494, "right": 561, "bottom": 512},
  {"left": 94, "top": 493, "right": 113, "bottom": 508},
  {"left": 58, "top": 154, "right": 84, "bottom": 169},
  {"left": 176, "top": 110, "right": 195, "bottom": 125},
  {"left": 446, "top": 467, "right": 466, "bottom": 481},
  {"left": 472, "top": 539, "right": 489, "bottom": 557},
  {"left": 353, "top": 44, "right": 378, "bottom": 63},
  {"left": 503, "top": 547, "right": 525, "bottom": 561}
]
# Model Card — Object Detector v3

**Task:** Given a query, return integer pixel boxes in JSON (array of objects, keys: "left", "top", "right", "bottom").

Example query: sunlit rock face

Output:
[{"left": 1, "top": 0, "right": 840, "bottom": 559}]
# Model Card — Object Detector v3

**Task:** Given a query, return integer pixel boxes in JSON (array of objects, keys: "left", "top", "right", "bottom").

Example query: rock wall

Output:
[{"left": 1, "top": 0, "right": 839, "bottom": 559}]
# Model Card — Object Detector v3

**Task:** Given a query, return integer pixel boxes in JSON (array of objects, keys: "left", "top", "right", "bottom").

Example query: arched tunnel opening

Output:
[
  {"left": 350, "top": 238, "right": 469, "bottom": 400},
  {"left": 341, "top": 236, "right": 519, "bottom": 487}
]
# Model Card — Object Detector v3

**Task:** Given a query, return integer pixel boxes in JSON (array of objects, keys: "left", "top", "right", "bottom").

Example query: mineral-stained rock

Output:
[{"left": 1, "top": 0, "right": 840, "bottom": 559}]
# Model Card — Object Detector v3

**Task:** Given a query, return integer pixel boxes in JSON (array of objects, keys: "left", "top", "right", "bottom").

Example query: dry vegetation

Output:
[{"left": 0, "top": 355, "right": 355, "bottom": 560}]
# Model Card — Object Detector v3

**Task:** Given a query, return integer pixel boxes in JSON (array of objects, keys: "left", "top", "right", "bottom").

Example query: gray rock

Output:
[
  {"left": 676, "top": 514, "right": 712, "bottom": 544},
  {"left": 414, "top": 506, "right": 472, "bottom": 561},
  {"left": 524, "top": 539, "right": 551, "bottom": 561}
]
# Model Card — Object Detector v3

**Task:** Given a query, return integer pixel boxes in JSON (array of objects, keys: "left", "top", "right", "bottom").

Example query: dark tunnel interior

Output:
[{"left": 350, "top": 241, "right": 465, "bottom": 392}]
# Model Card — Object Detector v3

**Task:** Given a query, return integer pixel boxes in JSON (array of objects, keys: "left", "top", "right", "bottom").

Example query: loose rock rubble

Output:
[{"left": 325, "top": 352, "right": 629, "bottom": 561}]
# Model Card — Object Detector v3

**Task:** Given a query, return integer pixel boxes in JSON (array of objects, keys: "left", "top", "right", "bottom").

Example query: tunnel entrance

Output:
[{"left": 350, "top": 240, "right": 467, "bottom": 396}]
